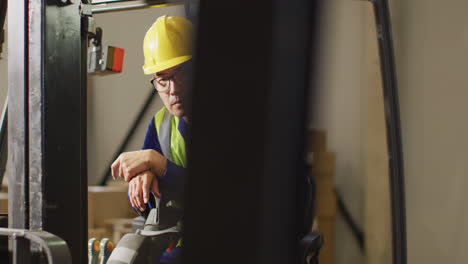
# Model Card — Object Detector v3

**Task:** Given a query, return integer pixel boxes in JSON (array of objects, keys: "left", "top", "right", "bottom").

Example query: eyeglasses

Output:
[{"left": 150, "top": 66, "right": 188, "bottom": 93}]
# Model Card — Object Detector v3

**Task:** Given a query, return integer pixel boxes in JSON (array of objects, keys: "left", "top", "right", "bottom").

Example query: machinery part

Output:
[
  {"left": 91, "top": 0, "right": 184, "bottom": 14},
  {"left": 131, "top": 216, "right": 145, "bottom": 233},
  {"left": 106, "top": 211, "right": 180, "bottom": 264},
  {"left": 91, "top": 27, "right": 103, "bottom": 48},
  {"left": 137, "top": 226, "right": 180, "bottom": 237},
  {"left": 92, "top": 0, "right": 130, "bottom": 3},
  {"left": 88, "top": 238, "right": 100, "bottom": 264},
  {"left": 106, "top": 192, "right": 181, "bottom": 264},
  {"left": 142, "top": 196, "right": 161, "bottom": 230},
  {"left": 0, "top": 228, "right": 72, "bottom": 263},
  {"left": 80, "top": 2, "right": 92, "bottom": 16},
  {"left": 299, "top": 232, "right": 323, "bottom": 264},
  {"left": 99, "top": 238, "right": 115, "bottom": 264},
  {"left": 9, "top": 0, "right": 88, "bottom": 261},
  {"left": 88, "top": 45, "right": 125, "bottom": 74},
  {"left": 81, "top": 3, "right": 96, "bottom": 36},
  {"left": 57, "top": 0, "right": 75, "bottom": 5},
  {"left": 82, "top": 16, "right": 96, "bottom": 36},
  {"left": 87, "top": 27, "right": 124, "bottom": 75},
  {"left": 142, "top": 15, "right": 193, "bottom": 74}
]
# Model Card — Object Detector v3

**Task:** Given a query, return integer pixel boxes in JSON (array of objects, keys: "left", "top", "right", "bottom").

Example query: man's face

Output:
[{"left": 152, "top": 62, "right": 190, "bottom": 118}]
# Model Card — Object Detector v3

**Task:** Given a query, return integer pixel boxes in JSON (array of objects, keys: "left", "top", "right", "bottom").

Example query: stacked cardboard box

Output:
[
  {"left": 307, "top": 130, "right": 336, "bottom": 264},
  {"left": 88, "top": 185, "right": 138, "bottom": 241},
  {"left": 0, "top": 192, "right": 7, "bottom": 214}
]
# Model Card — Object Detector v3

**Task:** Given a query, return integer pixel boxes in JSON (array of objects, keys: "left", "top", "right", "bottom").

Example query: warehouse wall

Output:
[
  {"left": 397, "top": 1, "right": 468, "bottom": 263},
  {"left": 312, "top": 0, "right": 468, "bottom": 264},
  {"left": 88, "top": 5, "right": 186, "bottom": 185},
  {"left": 308, "top": 0, "right": 367, "bottom": 263}
]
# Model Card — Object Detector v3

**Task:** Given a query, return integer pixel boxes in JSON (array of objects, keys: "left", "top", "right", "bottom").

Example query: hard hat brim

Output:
[{"left": 143, "top": 55, "right": 192, "bottom": 75}]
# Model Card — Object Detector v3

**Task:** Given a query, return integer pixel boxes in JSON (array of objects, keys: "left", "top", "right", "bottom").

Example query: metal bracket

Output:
[
  {"left": 56, "top": 0, "right": 75, "bottom": 5},
  {"left": 80, "top": 3, "right": 93, "bottom": 16},
  {"left": 0, "top": 228, "right": 72, "bottom": 263},
  {"left": 82, "top": 16, "right": 96, "bottom": 36},
  {"left": 91, "top": 0, "right": 184, "bottom": 14},
  {"left": 80, "top": 3, "right": 96, "bottom": 35}
]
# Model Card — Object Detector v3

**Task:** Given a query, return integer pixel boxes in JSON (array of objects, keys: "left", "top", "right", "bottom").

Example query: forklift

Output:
[{"left": 0, "top": 0, "right": 406, "bottom": 263}]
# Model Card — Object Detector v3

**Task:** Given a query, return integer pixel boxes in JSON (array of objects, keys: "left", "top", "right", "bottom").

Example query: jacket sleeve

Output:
[
  {"left": 159, "top": 160, "right": 186, "bottom": 201},
  {"left": 142, "top": 117, "right": 186, "bottom": 199}
]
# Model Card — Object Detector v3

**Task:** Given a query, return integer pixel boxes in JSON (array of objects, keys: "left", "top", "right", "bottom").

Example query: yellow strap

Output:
[{"left": 154, "top": 107, "right": 187, "bottom": 168}]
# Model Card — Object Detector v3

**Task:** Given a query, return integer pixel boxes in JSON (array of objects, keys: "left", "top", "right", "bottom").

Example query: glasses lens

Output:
[
  {"left": 150, "top": 78, "right": 168, "bottom": 92},
  {"left": 156, "top": 77, "right": 169, "bottom": 87}
]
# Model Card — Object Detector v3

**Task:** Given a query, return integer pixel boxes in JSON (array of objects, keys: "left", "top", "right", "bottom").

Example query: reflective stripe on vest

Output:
[{"left": 154, "top": 107, "right": 187, "bottom": 168}]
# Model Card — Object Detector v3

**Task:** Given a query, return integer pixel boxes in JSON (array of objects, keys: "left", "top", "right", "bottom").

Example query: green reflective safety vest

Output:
[
  {"left": 154, "top": 107, "right": 186, "bottom": 248},
  {"left": 154, "top": 107, "right": 187, "bottom": 168}
]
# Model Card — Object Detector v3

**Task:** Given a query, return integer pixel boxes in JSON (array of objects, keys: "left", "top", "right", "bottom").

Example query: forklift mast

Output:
[{"left": 4, "top": 0, "right": 406, "bottom": 263}]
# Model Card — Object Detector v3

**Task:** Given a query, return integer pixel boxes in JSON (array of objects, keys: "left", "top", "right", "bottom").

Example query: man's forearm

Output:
[{"left": 147, "top": 149, "right": 168, "bottom": 178}]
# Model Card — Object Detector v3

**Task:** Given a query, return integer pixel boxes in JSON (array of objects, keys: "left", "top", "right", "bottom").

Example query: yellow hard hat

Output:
[{"left": 142, "top": 15, "right": 193, "bottom": 74}]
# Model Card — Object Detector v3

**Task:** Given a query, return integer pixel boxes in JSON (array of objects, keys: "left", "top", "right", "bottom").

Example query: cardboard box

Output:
[
  {"left": 317, "top": 216, "right": 335, "bottom": 264},
  {"left": 310, "top": 152, "right": 337, "bottom": 217},
  {"left": 0, "top": 193, "right": 7, "bottom": 214},
  {"left": 315, "top": 188, "right": 337, "bottom": 217},
  {"left": 307, "top": 130, "right": 327, "bottom": 153},
  {"left": 88, "top": 186, "right": 138, "bottom": 229},
  {"left": 310, "top": 152, "right": 335, "bottom": 176},
  {"left": 314, "top": 173, "right": 335, "bottom": 193}
]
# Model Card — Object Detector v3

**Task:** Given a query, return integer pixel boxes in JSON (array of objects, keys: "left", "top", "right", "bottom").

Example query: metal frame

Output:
[
  {"left": 0, "top": 228, "right": 71, "bottom": 264},
  {"left": 183, "top": 0, "right": 320, "bottom": 263},
  {"left": 8, "top": 0, "right": 87, "bottom": 262},
  {"left": 0, "top": 101, "right": 7, "bottom": 186},
  {"left": 368, "top": 0, "right": 407, "bottom": 264},
  {"left": 91, "top": 0, "right": 183, "bottom": 14},
  {"left": 5, "top": 0, "right": 406, "bottom": 262}
]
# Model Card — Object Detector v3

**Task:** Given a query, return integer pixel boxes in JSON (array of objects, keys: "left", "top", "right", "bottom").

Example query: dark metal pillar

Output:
[
  {"left": 9, "top": 0, "right": 88, "bottom": 262},
  {"left": 184, "top": 0, "right": 319, "bottom": 263},
  {"left": 35, "top": 0, "right": 88, "bottom": 262},
  {"left": 369, "top": 1, "right": 407, "bottom": 264}
]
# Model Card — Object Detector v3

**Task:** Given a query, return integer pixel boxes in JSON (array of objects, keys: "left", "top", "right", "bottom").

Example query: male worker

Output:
[{"left": 111, "top": 15, "right": 192, "bottom": 264}]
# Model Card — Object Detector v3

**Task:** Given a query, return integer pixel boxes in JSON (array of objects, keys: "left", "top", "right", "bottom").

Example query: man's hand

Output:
[
  {"left": 128, "top": 170, "right": 162, "bottom": 212},
  {"left": 111, "top": 149, "right": 167, "bottom": 182}
]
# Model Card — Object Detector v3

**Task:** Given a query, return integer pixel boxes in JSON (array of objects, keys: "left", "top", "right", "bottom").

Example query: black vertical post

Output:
[
  {"left": 370, "top": 1, "right": 407, "bottom": 264},
  {"left": 41, "top": 1, "right": 87, "bottom": 262},
  {"left": 81, "top": 1, "right": 90, "bottom": 262},
  {"left": 184, "top": 0, "right": 318, "bottom": 263},
  {"left": 258, "top": 0, "right": 318, "bottom": 263},
  {"left": 28, "top": 0, "right": 87, "bottom": 263}
]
